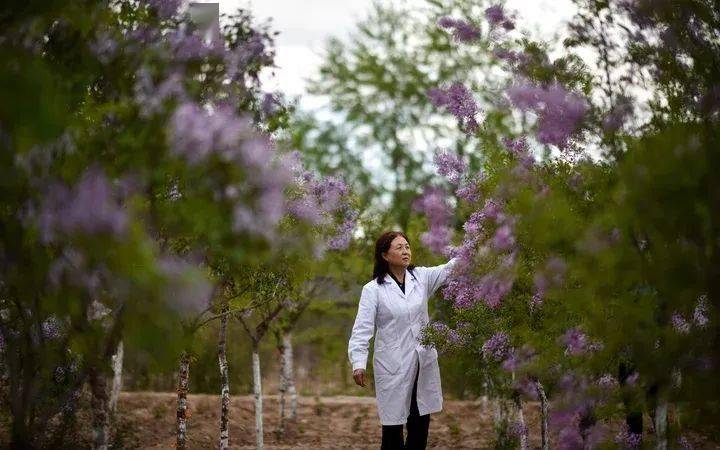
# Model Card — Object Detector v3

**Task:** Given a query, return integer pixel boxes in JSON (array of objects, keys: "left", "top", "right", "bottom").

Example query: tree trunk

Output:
[
  {"left": 284, "top": 331, "right": 297, "bottom": 420},
  {"left": 89, "top": 367, "right": 110, "bottom": 450},
  {"left": 109, "top": 340, "right": 124, "bottom": 414},
  {"left": 218, "top": 306, "right": 230, "bottom": 450},
  {"left": 513, "top": 393, "right": 529, "bottom": 450},
  {"left": 176, "top": 352, "right": 191, "bottom": 450},
  {"left": 536, "top": 380, "right": 549, "bottom": 450},
  {"left": 655, "top": 394, "right": 668, "bottom": 450},
  {"left": 252, "top": 344, "right": 264, "bottom": 450},
  {"left": 277, "top": 333, "right": 287, "bottom": 437}
]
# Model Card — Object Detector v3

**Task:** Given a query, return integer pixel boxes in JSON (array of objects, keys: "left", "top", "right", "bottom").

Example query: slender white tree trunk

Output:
[
  {"left": 284, "top": 332, "right": 297, "bottom": 420},
  {"left": 252, "top": 345, "right": 264, "bottom": 450},
  {"left": 536, "top": 381, "right": 549, "bottom": 450},
  {"left": 109, "top": 340, "right": 124, "bottom": 414},
  {"left": 176, "top": 352, "right": 191, "bottom": 450},
  {"left": 218, "top": 308, "right": 230, "bottom": 450},
  {"left": 277, "top": 335, "right": 287, "bottom": 437},
  {"left": 513, "top": 395, "right": 528, "bottom": 450},
  {"left": 89, "top": 368, "right": 109, "bottom": 450},
  {"left": 655, "top": 394, "right": 668, "bottom": 450}
]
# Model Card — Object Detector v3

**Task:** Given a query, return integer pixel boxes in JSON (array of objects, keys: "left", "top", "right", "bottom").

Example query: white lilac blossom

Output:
[
  {"left": 506, "top": 79, "right": 588, "bottom": 148},
  {"left": 427, "top": 83, "right": 480, "bottom": 133}
]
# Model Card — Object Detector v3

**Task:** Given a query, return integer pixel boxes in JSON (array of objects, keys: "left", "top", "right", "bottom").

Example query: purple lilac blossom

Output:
[
  {"left": 597, "top": 374, "right": 618, "bottom": 388},
  {"left": 427, "top": 83, "right": 479, "bottom": 133},
  {"left": 693, "top": 294, "right": 709, "bottom": 327},
  {"left": 491, "top": 224, "right": 515, "bottom": 251},
  {"left": 561, "top": 327, "right": 589, "bottom": 356},
  {"left": 434, "top": 151, "right": 467, "bottom": 184},
  {"left": 41, "top": 317, "right": 64, "bottom": 340},
  {"left": 482, "top": 332, "right": 510, "bottom": 360},
  {"left": 455, "top": 177, "right": 483, "bottom": 203},
  {"left": 437, "top": 16, "right": 481, "bottom": 42},
  {"left": 37, "top": 166, "right": 128, "bottom": 243},
  {"left": 503, "top": 137, "right": 534, "bottom": 167},
  {"left": 413, "top": 186, "right": 453, "bottom": 254},
  {"left": 677, "top": 436, "right": 694, "bottom": 449},
  {"left": 327, "top": 209, "right": 359, "bottom": 251},
  {"left": 146, "top": 0, "right": 180, "bottom": 20},
  {"left": 134, "top": 68, "right": 186, "bottom": 117},
  {"left": 484, "top": 5, "right": 515, "bottom": 30},
  {"left": 506, "top": 80, "right": 588, "bottom": 148},
  {"left": 508, "top": 420, "right": 528, "bottom": 439},
  {"left": 614, "top": 425, "right": 642, "bottom": 449},
  {"left": 671, "top": 313, "right": 691, "bottom": 334}
]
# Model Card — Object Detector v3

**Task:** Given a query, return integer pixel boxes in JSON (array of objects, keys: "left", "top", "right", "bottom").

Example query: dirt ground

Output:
[{"left": 111, "top": 391, "right": 542, "bottom": 449}]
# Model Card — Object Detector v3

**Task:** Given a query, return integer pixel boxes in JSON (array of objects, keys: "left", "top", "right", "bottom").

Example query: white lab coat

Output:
[{"left": 348, "top": 257, "right": 458, "bottom": 425}]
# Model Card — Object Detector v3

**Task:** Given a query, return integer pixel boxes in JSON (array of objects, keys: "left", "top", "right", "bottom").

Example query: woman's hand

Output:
[{"left": 353, "top": 368, "right": 366, "bottom": 387}]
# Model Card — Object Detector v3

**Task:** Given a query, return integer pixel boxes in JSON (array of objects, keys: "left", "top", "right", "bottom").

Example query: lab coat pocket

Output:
[{"left": 373, "top": 348, "right": 400, "bottom": 375}]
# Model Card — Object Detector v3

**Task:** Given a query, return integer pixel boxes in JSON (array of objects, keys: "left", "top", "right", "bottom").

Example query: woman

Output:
[{"left": 348, "top": 231, "right": 457, "bottom": 450}]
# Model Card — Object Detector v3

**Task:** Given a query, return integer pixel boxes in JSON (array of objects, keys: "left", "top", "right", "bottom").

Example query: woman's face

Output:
[{"left": 382, "top": 235, "right": 411, "bottom": 268}]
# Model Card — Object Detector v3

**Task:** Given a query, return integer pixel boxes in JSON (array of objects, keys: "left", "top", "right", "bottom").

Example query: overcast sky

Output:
[{"left": 206, "top": 0, "right": 577, "bottom": 101}]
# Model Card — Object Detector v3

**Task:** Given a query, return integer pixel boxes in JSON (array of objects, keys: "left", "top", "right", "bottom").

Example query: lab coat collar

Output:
[{"left": 385, "top": 268, "right": 417, "bottom": 299}]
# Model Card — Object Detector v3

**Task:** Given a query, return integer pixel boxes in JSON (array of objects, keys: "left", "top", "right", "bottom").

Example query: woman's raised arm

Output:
[{"left": 422, "top": 256, "right": 459, "bottom": 297}]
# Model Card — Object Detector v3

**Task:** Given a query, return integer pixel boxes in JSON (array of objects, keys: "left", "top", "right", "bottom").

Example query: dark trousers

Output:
[{"left": 380, "top": 360, "right": 430, "bottom": 450}]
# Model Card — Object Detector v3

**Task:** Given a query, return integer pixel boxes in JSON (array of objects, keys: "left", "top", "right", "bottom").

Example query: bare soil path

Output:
[{"left": 112, "top": 391, "right": 541, "bottom": 449}]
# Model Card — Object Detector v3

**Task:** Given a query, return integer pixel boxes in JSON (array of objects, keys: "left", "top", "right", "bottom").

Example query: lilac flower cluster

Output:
[
  {"left": 327, "top": 208, "right": 359, "bottom": 251},
  {"left": 455, "top": 176, "right": 483, "bottom": 203},
  {"left": 506, "top": 79, "right": 588, "bottom": 148},
  {"left": 597, "top": 373, "right": 618, "bottom": 389},
  {"left": 146, "top": 0, "right": 181, "bottom": 20},
  {"left": 693, "top": 294, "right": 709, "bottom": 328},
  {"left": 41, "top": 316, "right": 64, "bottom": 340},
  {"left": 501, "top": 345, "right": 536, "bottom": 372},
  {"left": 502, "top": 137, "right": 534, "bottom": 168},
  {"left": 413, "top": 186, "right": 453, "bottom": 255},
  {"left": 37, "top": 166, "right": 129, "bottom": 244},
  {"left": 430, "top": 322, "right": 463, "bottom": 345},
  {"left": 437, "top": 17, "right": 481, "bottom": 43},
  {"left": 434, "top": 151, "right": 467, "bottom": 184},
  {"left": 550, "top": 372, "right": 608, "bottom": 450},
  {"left": 484, "top": 5, "right": 515, "bottom": 31},
  {"left": 531, "top": 256, "right": 567, "bottom": 307},
  {"left": 427, "top": 83, "right": 480, "bottom": 133},
  {"left": 614, "top": 424, "right": 642, "bottom": 449},
  {"left": 481, "top": 331, "right": 510, "bottom": 360},
  {"left": 671, "top": 313, "right": 691, "bottom": 334},
  {"left": 289, "top": 171, "right": 357, "bottom": 251},
  {"left": 560, "top": 327, "right": 603, "bottom": 356},
  {"left": 508, "top": 420, "right": 528, "bottom": 440}
]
